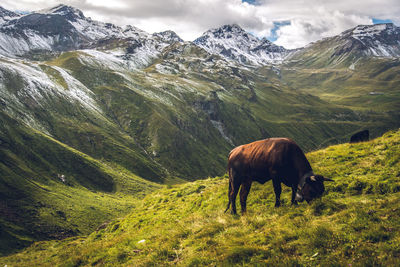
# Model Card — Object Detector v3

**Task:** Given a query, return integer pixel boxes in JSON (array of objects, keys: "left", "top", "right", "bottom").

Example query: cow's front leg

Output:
[
  {"left": 239, "top": 178, "right": 252, "bottom": 214},
  {"left": 291, "top": 185, "right": 298, "bottom": 205},
  {"left": 272, "top": 178, "right": 282, "bottom": 207}
]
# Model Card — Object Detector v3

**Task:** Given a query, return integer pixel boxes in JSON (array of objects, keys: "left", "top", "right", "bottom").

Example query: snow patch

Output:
[
  {"left": 0, "top": 58, "right": 103, "bottom": 131},
  {"left": 210, "top": 120, "right": 233, "bottom": 145}
]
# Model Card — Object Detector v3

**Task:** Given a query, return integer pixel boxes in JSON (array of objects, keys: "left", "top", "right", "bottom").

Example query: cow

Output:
[
  {"left": 225, "top": 138, "right": 333, "bottom": 215},
  {"left": 350, "top": 130, "right": 369, "bottom": 143}
]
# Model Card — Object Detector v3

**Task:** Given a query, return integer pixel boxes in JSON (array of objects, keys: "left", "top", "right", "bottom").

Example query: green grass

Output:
[
  {"left": 0, "top": 112, "right": 161, "bottom": 256},
  {"left": 1, "top": 129, "right": 399, "bottom": 266}
]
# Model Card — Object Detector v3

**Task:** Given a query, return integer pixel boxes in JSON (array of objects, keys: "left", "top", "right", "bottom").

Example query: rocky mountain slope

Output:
[
  {"left": 194, "top": 24, "right": 289, "bottom": 65},
  {"left": 0, "top": 4, "right": 399, "bottom": 255},
  {"left": 286, "top": 23, "right": 400, "bottom": 68},
  {"left": 0, "top": 4, "right": 179, "bottom": 66},
  {"left": 0, "top": 6, "right": 19, "bottom": 24}
]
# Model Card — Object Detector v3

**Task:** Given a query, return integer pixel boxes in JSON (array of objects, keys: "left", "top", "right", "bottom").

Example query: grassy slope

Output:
[
  {"left": 282, "top": 44, "right": 400, "bottom": 111},
  {"left": 0, "top": 112, "right": 160, "bottom": 255},
  {"left": 2, "top": 129, "right": 399, "bottom": 266}
]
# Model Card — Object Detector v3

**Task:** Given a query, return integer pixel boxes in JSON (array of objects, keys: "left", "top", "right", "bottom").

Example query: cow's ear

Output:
[{"left": 323, "top": 177, "right": 334, "bottom": 182}]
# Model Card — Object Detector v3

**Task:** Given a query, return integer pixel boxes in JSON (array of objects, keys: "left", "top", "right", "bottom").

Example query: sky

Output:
[{"left": 1, "top": 0, "right": 399, "bottom": 49}]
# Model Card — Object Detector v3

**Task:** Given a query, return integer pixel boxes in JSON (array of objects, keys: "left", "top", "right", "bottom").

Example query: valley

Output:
[{"left": 0, "top": 4, "right": 399, "bottom": 259}]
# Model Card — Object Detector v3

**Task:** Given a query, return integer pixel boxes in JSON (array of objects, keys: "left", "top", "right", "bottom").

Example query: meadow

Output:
[{"left": 1, "top": 129, "right": 399, "bottom": 266}]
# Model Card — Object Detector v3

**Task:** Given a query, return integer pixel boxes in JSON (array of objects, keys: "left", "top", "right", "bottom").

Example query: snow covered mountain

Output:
[
  {"left": 0, "top": 6, "right": 20, "bottom": 24},
  {"left": 194, "top": 24, "right": 289, "bottom": 65},
  {"left": 286, "top": 23, "right": 400, "bottom": 68},
  {"left": 0, "top": 4, "right": 182, "bottom": 62},
  {"left": 153, "top": 30, "right": 184, "bottom": 44},
  {"left": 335, "top": 23, "right": 400, "bottom": 57}
]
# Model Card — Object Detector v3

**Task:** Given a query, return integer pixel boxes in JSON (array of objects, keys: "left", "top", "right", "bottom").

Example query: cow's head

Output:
[{"left": 295, "top": 175, "right": 333, "bottom": 203}]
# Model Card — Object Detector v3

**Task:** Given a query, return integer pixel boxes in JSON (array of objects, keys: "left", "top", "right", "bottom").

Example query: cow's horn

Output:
[{"left": 310, "top": 175, "right": 317, "bottom": 182}]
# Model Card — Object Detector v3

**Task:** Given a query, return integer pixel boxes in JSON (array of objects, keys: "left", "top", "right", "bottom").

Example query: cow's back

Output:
[{"left": 228, "top": 138, "right": 310, "bottom": 183}]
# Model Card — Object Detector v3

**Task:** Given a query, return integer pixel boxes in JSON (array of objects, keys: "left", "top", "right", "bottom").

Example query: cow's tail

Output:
[{"left": 224, "top": 165, "right": 233, "bottom": 213}]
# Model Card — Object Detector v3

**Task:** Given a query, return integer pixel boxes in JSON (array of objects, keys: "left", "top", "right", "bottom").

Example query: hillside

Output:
[
  {"left": 0, "top": 111, "right": 161, "bottom": 255},
  {"left": 1, "top": 4, "right": 400, "bottom": 258},
  {"left": 1, "top": 129, "right": 399, "bottom": 266}
]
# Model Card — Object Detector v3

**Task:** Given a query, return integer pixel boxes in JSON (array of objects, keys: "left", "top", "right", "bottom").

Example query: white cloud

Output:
[
  {"left": 273, "top": 10, "right": 372, "bottom": 49},
  {"left": 1, "top": 0, "right": 399, "bottom": 48}
]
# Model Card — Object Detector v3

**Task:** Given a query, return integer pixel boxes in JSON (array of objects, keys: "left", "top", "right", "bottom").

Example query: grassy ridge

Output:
[{"left": 1, "top": 129, "right": 399, "bottom": 266}]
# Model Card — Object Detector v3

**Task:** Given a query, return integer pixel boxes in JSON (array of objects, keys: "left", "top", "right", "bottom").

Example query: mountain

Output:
[
  {"left": 286, "top": 23, "right": 400, "bottom": 68},
  {"left": 0, "top": 6, "right": 19, "bottom": 24},
  {"left": 0, "top": 4, "right": 182, "bottom": 62},
  {"left": 0, "top": 4, "right": 399, "bottom": 255},
  {"left": 153, "top": 30, "right": 184, "bottom": 43},
  {"left": 1, "top": 130, "right": 399, "bottom": 266},
  {"left": 336, "top": 23, "right": 400, "bottom": 58},
  {"left": 279, "top": 23, "right": 400, "bottom": 114},
  {"left": 194, "top": 24, "right": 289, "bottom": 65}
]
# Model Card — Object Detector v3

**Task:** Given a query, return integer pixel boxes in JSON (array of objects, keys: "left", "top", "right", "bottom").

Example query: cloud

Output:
[
  {"left": 272, "top": 10, "right": 372, "bottom": 49},
  {"left": 1, "top": 0, "right": 399, "bottom": 48}
]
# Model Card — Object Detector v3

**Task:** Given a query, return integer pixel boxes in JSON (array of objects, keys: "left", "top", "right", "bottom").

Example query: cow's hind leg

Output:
[
  {"left": 272, "top": 178, "right": 282, "bottom": 207},
  {"left": 239, "top": 178, "right": 252, "bottom": 214},
  {"left": 230, "top": 178, "right": 241, "bottom": 215},
  {"left": 224, "top": 179, "right": 232, "bottom": 213}
]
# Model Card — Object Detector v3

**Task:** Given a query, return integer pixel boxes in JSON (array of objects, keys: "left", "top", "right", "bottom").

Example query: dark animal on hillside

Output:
[
  {"left": 350, "top": 130, "right": 369, "bottom": 143},
  {"left": 225, "top": 138, "right": 333, "bottom": 215}
]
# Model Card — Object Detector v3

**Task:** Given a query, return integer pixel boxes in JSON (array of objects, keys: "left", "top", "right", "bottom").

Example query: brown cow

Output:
[{"left": 225, "top": 138, "right": 333, "bottom": 214}]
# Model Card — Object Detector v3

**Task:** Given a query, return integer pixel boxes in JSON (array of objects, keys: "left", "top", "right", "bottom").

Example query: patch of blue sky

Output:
[
  {"left": 242, "top": 0, "right": 257, "bottom": 5},
  {"left": 372, "top": 18, "right": 392, "bottom": 24},
  {"left": 266, "top": 21, "right": 291, "bottom": 42},
  {"left": 16, "top": 10, "right": 30, "bottom": 15}
]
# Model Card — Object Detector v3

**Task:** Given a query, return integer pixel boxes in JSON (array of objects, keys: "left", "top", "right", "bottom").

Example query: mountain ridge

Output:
[{"left": 1, "top": 4, "right": 398, "bottom": 65}]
